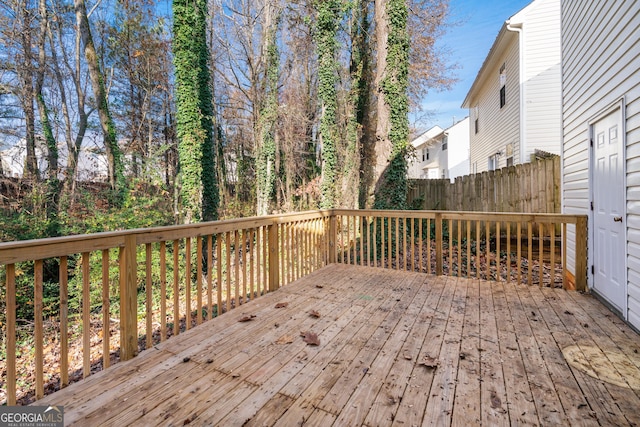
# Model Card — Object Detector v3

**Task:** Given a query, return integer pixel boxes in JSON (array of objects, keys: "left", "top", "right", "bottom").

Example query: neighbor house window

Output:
[
  {"left": 473, "top": 105, "right": 479, "bottom": 134},
  {"left": 442, "top": 135, "right": 448, "bottom": 151},
  {"left": 506, "top": 143, "right": 513, "bottom": 166},
  {"left": 488, "top": 156, "right": 496, "bottom": 171},
  {"left": 499, "top": 63, "right": 506, "bottom": 108}
]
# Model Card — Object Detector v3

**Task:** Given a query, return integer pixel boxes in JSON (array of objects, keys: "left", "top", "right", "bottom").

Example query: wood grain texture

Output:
[{"left": 33, "top": 265, "right": 640, "bottom": 426}]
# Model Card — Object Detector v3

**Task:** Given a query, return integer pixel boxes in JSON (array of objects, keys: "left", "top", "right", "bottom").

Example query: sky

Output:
[{"left": 417, "top": 0, "right": 532, "bottom": 132}]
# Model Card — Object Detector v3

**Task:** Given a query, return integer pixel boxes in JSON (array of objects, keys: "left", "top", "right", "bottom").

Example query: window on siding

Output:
[
  {"left": 474, "top": 118, "right": 479, "bottom": 134},
  {"left": 442, "top": 135, "right": 448, "bottom": 150},
  {"left": 488, "top": 156, "right": 496, "bottom": 171},
  {"left": 506, "top": 143, "right": 513, "bottom": 167},
  {"left": 499, "top": 63, "right": 506, "bottom": 109}
]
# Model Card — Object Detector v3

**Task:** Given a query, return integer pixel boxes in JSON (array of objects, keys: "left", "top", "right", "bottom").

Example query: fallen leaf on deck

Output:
[
  {"left": 238, "top": 315, "right": 256, "bottom": 322},
  {"left": 309, "top": 310, "right": 321, "bottom": 318},
  {"left": 403, "top": 354, "right": 412, "bottom": 360},
  {"left": 490, "top": 390, "right": 502, "bottom": 409},
  {"left": 301, "top": 331, "right": 320, "bottom": 346},
  {"left": 316, "top": 284, "right": 324, "bottom": 289},
  {"left": 275, "top": 302, "right": 289, "bottom": 308},
  {"left": 419, "top": 356, "right": 439, "bottom": 369},
  {"left": 276, "top": 335, "right": 294, "bottom": 345}
]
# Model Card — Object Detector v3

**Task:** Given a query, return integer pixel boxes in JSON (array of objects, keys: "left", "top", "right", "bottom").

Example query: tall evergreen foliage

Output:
[{"left": 173, "top": 0, "right": 218, "bottom": 222}]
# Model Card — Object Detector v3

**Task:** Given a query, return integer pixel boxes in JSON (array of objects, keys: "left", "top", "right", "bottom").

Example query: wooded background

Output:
[{"left": 0, "top": 0, "right": 456, "bottom": 239}]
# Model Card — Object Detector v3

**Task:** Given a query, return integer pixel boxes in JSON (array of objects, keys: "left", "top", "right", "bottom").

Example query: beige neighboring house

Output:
[
  {"left": 408, "top": 117, "right": 470, "bottom": 181},
  {"left": 561, "top": 0, "right": 640, "bottom": 330},
  {"left": 462, "top": 0, "right": 561, "bottom": 173}
]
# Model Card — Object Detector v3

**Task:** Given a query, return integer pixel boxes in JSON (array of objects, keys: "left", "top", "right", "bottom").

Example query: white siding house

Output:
[
  {"left": 445, "top": 118, "right": 471, "bottom": 179},
  {"left": 462, "top": 0, "right": 562, "bottom": 174},
  {"left": 561, "top": 0, "right": 640, "bottom": 329},
  {"left": 408, "top": 125, "right": 444, "bottom": 179},
  {"left": 1, "top": 138, "right": 109, "bottom": 181},
  {"left": 408, "top": 118, "right": 469, "bottom": 181}
]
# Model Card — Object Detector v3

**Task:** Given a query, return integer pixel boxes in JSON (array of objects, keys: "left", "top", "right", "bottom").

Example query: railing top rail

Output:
[
  {"left": 331, "top": 209, "right": 587, "bottom": 223},
  {"left": 0, "top": 210, "right": 333, "bottom": 265},
  {"left": 0, "top": 208, "right": 586, "bottom": 265}
]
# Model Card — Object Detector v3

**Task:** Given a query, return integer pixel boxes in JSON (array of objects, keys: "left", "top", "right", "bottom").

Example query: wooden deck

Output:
[{"left": 36, "top": 264, "right": 640, "bottom": 426}]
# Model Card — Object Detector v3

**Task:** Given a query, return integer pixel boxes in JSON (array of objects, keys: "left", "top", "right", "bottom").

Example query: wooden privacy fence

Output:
[
  {"left": 0, "top": 209, "right": 586, "bottom": 405},
  {"left": 408, "top": 156, "right": 560, "bottom": 213}
]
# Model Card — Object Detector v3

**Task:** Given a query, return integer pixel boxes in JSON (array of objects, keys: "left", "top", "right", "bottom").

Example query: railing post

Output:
[
  {"left": 6, "top": 264, "right": 16, "bottom": 405},
  {"left": 435, "top": 212, "right": 443, "bottom": 276},
  {"left": 574, "top": 216, "right": 588, "bottom": 291},
  {"left": 329, "top": 214, "right": 337, "bottom": 264},
  {"left": 268, "top": 221, "right": 280, "bottom": 292},
  {"left": 119, "top": 235, "right": 138, "bottom": 360}
]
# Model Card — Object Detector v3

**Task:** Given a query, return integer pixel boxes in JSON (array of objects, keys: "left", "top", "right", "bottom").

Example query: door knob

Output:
[{"left": 614, "top": 216, "right": 623, "bottom": 222}]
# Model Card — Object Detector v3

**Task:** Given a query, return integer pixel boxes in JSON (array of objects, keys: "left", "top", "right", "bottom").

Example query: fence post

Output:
[
  {"left": 574, "top": 216, "right": 588, "bottom": 291},
  {"left": 268, "top": 221, "right": 280, "bottom": 292},
  {"left": 119, "top": 235, "right": 138, "bottom": 360},
  {"left": 435, "top": 212, "right": 443, "bottom": 276}
]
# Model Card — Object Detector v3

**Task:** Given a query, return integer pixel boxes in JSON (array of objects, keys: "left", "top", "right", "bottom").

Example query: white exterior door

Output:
[{"left": 592, "top": 108, "right": 625, "bottom": 311}]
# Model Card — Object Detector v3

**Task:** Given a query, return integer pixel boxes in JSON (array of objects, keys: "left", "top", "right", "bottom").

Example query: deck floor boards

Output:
[{"left": 35, "top": 264, "right": 640, "bottom": 426}]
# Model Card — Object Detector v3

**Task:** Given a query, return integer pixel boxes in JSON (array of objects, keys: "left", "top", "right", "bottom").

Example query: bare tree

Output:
[{"left": 75, "top": 0, "right": 125, "bottom": 200}]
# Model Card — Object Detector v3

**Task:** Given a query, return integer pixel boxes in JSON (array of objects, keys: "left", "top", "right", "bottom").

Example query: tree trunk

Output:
[
  {"left": 173, "top": 0, "right": 218, "bottom": 223},
  {"left": 317, "top": 0, "right": 340, "bottom": 209},
  {"left": 18, "top": 0, "right": 39, "bottom": 180},
  {"left": 35, "top": 0, "right": 61, "bottom": 236},
  {"left": 255, "top": 0, "right": 279, "bottom": 216},
  {"left": 372, "top": 0, "right": 392, "bottom": 205},
  {"left": 75, "top": 0, "right": 124, "bottom": 201},
  {"left": 371, "top": 0, "right": 410, "bottom": 210}
]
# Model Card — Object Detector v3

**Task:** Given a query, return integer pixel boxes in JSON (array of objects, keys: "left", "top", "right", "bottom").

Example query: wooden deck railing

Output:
[
  {"left": 0, "top": 209, "right": 586, "bottom": 405},
  {"left": 331, "top": 210, "right": 586, "bottom": 289}
]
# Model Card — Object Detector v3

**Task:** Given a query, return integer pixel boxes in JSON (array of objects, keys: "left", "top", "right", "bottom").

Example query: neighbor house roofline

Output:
[{"left": 461, "top": 1, "right": 534, "bottom": 109}]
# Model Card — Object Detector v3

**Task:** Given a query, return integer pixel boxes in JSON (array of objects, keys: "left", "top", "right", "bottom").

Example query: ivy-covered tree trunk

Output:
[
  {"left": 36, "top": 0, "right": 60, "bottom": 236},
  {"left": 256, "top": 0, "right": 279, "bottom": 216},
  {"left": 173, "top": 0, "right": 218, "bottom": 223},
  {"left": 316, "top": 0, "right": 340, "bottom": 210},
  {"left": 347, "top": 0, "right": 370, "bottom": 209},
  {"left": 75, "top": 0, "right": 125, "bottom": 203},
  {"left": 372, "top": 0, "right": 410, "bottom": 210}
]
